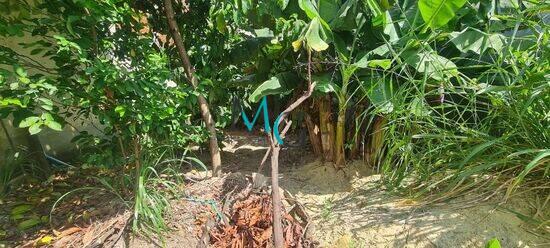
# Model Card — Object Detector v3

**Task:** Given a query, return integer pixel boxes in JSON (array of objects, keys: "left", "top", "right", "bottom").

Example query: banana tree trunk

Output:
[
  {"left": 367, "top": 116, "right": 386, "bottom": 169},
  {"left": 164, "top": 0, "right": 222, "bottom": 176},
  {"left": 319, "top": 95, "right": 334, "bottom": 162},
  {"left": 334, "top": 108, "right": 346, "bottom": 168},
  {"left": 304, "top": 111, "right": 322, "bottom": 156}
]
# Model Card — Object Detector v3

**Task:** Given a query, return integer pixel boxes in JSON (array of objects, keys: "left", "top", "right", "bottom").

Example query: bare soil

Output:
[
  {"left": 208, "top": 131, "right": 549, "bottom": 247},
  {"left": 3, "top": 131, "right": 548, "bottom": 247}
]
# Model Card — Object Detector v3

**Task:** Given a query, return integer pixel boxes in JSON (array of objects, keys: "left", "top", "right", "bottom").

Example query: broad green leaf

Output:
[
  {"left": 361, "top": 76, "right": 394, "bottom": 114},
  {"left": 329, "top": 0, "right": 358, "bottom": 30},
  {"left": 418, "top": 0, "right": 467, "bottom": 29},
  {"left": 319, "top": 0, "right": 340, "bottom": 23},
  {"left": 486, "top": 238, "right": 502, "bottom": 248},
  {"left": 313, "top": 73, "right": 339, "bottom": 93},
  {"left": 249, "top": 72, "right": 298, "bottom": 102},
  {"left": 29, "top": 123, "right": 42, "bottom": 135},
  {"left": 449, "top": 27, "right": 505, "bottom": 54},
  {"left": 355, "top": 56, "right": 392, "bottom": 69},
  {"left": 299, "top": 0, "right": 320, "bottom": 20},
  {"left": 19, "top": 116, "right": 40, "bottom": 128},
  {"left": 402, "top": 47, "right": 458, "bottom": 80},
  {"left": 363, "top": 0, "right": 385, "bottom": 26},
  {"left": 298, "top": 0, "right": 332, "bottom": 30},
  {"left": 305, "top": 18, "right": 329, "bottom": 51},
  {"left": 383, "top": 11, "right": 399, "bottom": 42}
]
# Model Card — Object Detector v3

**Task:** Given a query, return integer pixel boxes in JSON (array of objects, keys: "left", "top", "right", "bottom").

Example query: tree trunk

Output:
[
  {"left": 268, "top": 49, "right": 316, "bottom": 247},
  {"left": 0, "top": 119, "right": 15, "bottom": 150},
  {"left": 368, "top": 116, "right": 386, "bottom": 169},
  {"left": 25, "top": 134, "right": 50, "bottom": 175},
  {"left": 318, "top": 95, "right": 334, "bottom": 162},
  {"left": 334, "top": 109, "right": 346, "bottom": 168},
  {"left": 164, "top": 0, "right": 222, "bottom": 176},
  {"left": 304, "top": 112, "right": 322, "bottom": 156},
  {"left": 270, "top": 145, "right": 283, "bottom": 247}
]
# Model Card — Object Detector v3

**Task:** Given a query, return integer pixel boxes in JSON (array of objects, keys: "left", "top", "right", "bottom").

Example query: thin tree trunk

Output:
[
  {"left": 164, "top": 0, "right": 222, "bottom": 176},
  {"left": 270, "top": 145, "right": 283, "bottom": 247},
  {"left": 0, "top": 119, "right": 15, "bottom": 150},
  {"left": 25, "top": 134, "right": 50, "bottom": 175},
  {"left": 318, "top": 95, "right": 334, "bottom": 162},
  {"left": 268, "top": 49, "right": 316, "bottom": 247}
]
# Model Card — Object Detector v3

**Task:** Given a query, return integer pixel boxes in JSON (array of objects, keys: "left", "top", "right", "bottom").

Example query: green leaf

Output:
[
  {"left": 17, "top": 217, "right": 41, "bottom": 231},
  {"left": 115, "top": 105, "right": 126, "bottom": 117},
  {"left": 299, "top": 0, "right": 321, "bottom": 20},
  {"left": 305, "top": 17, "right": 329, "bottom": 51},
  {"left": 418, "top": 0, "right": 468, "bottom": 29},
  {"left": 278, "top": 0, "right": 290, "bottom": 10},
  {"left": 19, "top": 116, "right": 40, "bottom": 128},
  {"left": 364, "top": 0, "right": 385, "bottom": 26},
  {"left": 249, "top": 72, "right": 298, "bottom": 102},
  {"left": 45, "top": 120, "right": 63, "bottom": 131},
  {"left": 449, "top": 27, "right": 505, "bottom": 54},
  {"left": 38, "top": 97, "right": 53, "bottom": 106},
  {"left": 319, "top": 0, "right": 340, "bottom": 23},
  {"left": 11, "top": 205, "right": 33, "bottom": 216},
  {"left": 402, "top": 47, "right": 458, "bottom": 80},
  {"left": 254, "top": 28, "right": 274, "bottom": 38},
  {"left": 14, "top": 65, "right": 27, "bottom": 77},
  {"left": 361, "top": 76, "right": 394, "bottom": 114},
  {"left": 28, "top": 123, "right": 42, "bottom": 135},
  {"left": 66, "top": 15, "right": 79, "bottom": 36},
  {"left": 355, "top": 57, "right": 392, "bottom": 69},
  {"left": 299, "top": 0, "right": 332, "bottom": 30},
  {"left": 0, "top": 98, "right": 23, "bottom": 107},
  {"left": 41, "top": 104, "right": 53, "bottom": 111},
  {"left": 507, "top": 150, "right": 550, "bottom": 197},
  {"left": 329, "top": 0, "right": 358, "bottom": 30},
  {"left": 313, "top": 73, "right": 339, "bottom": 93},
  {"left": 215, "top": 12, "right": 227, "bottom": 34},
  {"left": 485, "top": 238, "right": 501, "bottom": 248}
]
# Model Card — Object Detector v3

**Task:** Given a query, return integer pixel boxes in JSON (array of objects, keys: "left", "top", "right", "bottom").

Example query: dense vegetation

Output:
[{"left": 1, "top": 0, "right": 548, "bottom": 246}]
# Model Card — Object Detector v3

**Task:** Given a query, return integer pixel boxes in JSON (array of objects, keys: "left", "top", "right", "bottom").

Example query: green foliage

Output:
[
  {"left": 249, "top": 72, "right": 299, "bottom": 102},
  {"left": 485, "top": 238, "right": 501, "bottom": 248},
  {"left": 418, "top": 0, "right": 468, "bottom": 29},
  {"left": 1, "top": 0, "right": 549, "bottom": 241},
  {"left": 449, "top": 28, "right": 506, "bottom": 54}
]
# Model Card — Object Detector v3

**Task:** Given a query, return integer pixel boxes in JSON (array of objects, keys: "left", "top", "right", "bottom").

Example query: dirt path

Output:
[{"left": 210, "top": 131, "right": 548, "bottom": 247}]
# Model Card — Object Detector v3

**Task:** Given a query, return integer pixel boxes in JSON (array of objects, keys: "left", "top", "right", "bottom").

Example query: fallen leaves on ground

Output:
[{"left": 210, "top": 192, "right": 315, "bottom": 248}]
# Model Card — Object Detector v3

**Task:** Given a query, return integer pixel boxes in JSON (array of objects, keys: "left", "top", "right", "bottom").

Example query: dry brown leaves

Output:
[
  {"left": 48, "top": 211, "right": 131, "bottom": 248},
  {"left": 209, "top": 193, "right": 315, "bottom": 248}
]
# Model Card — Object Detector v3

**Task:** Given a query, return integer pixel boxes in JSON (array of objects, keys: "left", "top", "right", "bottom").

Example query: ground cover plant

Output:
[{"left": 0, "top": 0, "right": 548, "bottom": 247}]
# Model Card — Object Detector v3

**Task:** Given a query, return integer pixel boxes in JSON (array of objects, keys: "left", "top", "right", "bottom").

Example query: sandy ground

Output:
[{"left": 211, "top": 131, "right": 549, "bottom": 247}]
